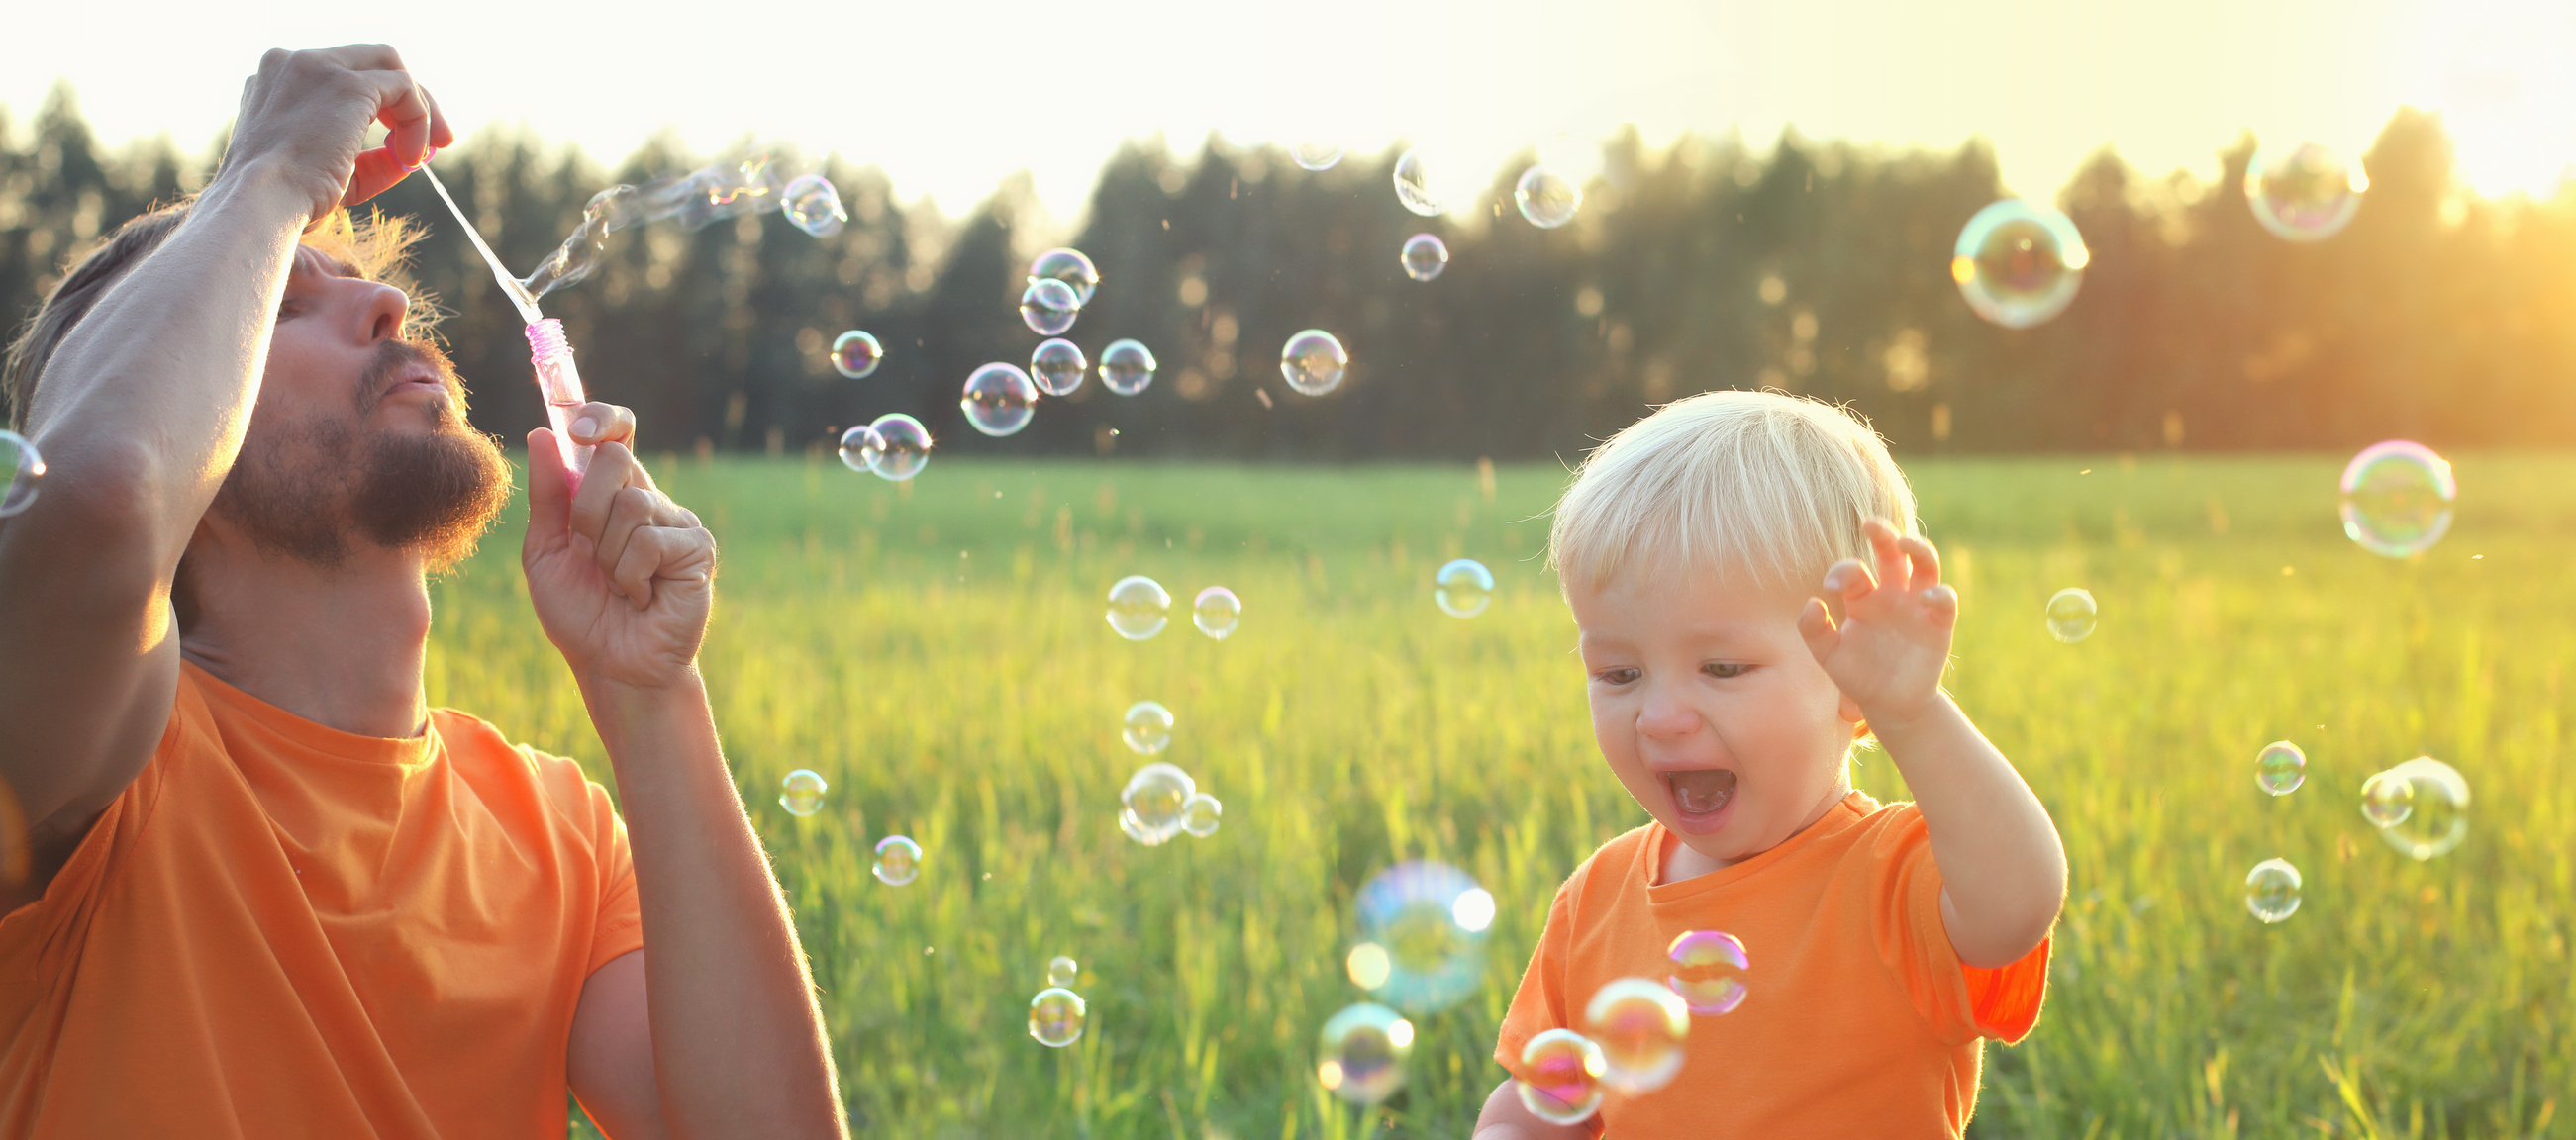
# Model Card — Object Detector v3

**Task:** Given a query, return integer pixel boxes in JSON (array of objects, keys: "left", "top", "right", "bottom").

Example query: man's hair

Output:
[
  {"left": 4, "top": 201, "right": 441, "bottom": 431},
  {"left": 1548, "top": 389, "right": 1920, "bottom": 594}
]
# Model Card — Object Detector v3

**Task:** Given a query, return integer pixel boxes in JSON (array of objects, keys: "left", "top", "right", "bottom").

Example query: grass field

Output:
[{"left": 421, "top": 451, "right": 2576, "bottom": 1139}]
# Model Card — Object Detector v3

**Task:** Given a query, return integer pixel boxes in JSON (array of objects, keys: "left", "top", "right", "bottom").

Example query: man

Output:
[{"left": 0, "top": 46, "right": 845, "bottom": 1138}]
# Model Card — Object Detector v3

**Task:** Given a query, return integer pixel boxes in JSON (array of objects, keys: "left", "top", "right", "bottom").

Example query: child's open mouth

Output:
[{"left": 1665, "top": 768, "right": 1737, "bottom": 825}]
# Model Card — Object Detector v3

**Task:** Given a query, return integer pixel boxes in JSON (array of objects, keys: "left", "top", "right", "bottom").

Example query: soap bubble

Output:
[
  {"left": 1585, "top": 977, "right": 1690, "bottom": 1094},
  {"left": 1346, "top": 942, "right": 1392, "bottom": 989},
  {"left": 1292, "top": 142, "right": 1345, "bottom": 171},
  {"left": 2360, "top": 768, "right": 2417, "bottom": 828},
  {"left": 872, "top": 835, "right": 923, "bottom": 886},
  {"left": 1030, "top": 338, "right": 1087, "bottom": 396},
  {"left": 781, "top": 173, "right": 847, "bottom": 238},
  {"left": 1106, "top": 575, "right": 1171, "bottom": 640},
  {"left": 1514, "top": 165, "right": 1582, "bottom": 229},
  {"left": 2338, "top": 440, "right": 2455, "bottom": 558},
  {"left": 1121, "top": 762, "right": 1197, "bottom": 845},
  {"left": 2244, "top": 857, "right": 2302, "bottom": 923},
  {"left": 1316, "top": 1002, "right": 1415, "bottom": 1105},
  {"left": 961, "top": 362, "right": 1039, "bottom": 437},
  {"left": 1181, "top": 792, "right": 1223, "bottom": 837},
  {"left": 1029, "top": 987, "right": 1086, "bottom": 1047},
  {"left": 1046, "top": 955, "right": 1079, "bottom": 988},
  {"left": 778, "top": 769, "right": 828, "bottom": 816},
  {"left": 2046, "top": 588, "right": 2097, "bottom": 643},
  {"left": 1393, "top": 148, "right": 1443, "bottom": 216},
  {"left": 1951, "top": 199, "right": 2089, "bottom": 329},
  {"left": 1192, "top": 586, "right": 1241, "bottom": 639},
  {"left": 1029, "top": 247, "right": 1100, "bottom": 307},
  {"left": 1118, "top": 808, "right": 1154, "bottom": 844},
  {"left": 865, "top": 413, "right": 933, "bottom": 481},
  {"left": 1353, "top": 861, "right": 1491, "bottom": 1013},
  {"left": 830, "top": 330, "right": 883, "bottom": 379},
  {"left": 1516, "top": 1029, "right": 1607, "bottom": 1126},
  {"left": 1020, "top": 278, "right": 1081, "bottom": 336},
  {"left": 1280, "top": 330, "right": 1348, "bottom": 396},
  {"left": 837, "top": 425, "right": 882, "bottom": 473},
  {"left": 0, "top": 430, "right": 46, "bottom": 517},
  {"left": 1400, "top": 234, "right": 1449, "bottom": 282},
  {"left": 1099, "top": 338, "right": 1157, "bottom": 396},
  {"left": 2246, "top": 142, "right": 2366, "bottom": 242},
  {"left": 2373, "top": 756, "right": 2470, "bottom": 861},
  {"left": 1436, "top": 559, "right": 1495, "bottom": 618},
  {"left": 1665, "top": 929, "right": 1750, "bottom": 1015},
  {"left": 2256, "top": 741, "right": 2307, "bottom": 796},
  {"left": 1122, "top": 700, "right": 1174, "bottom": 755}
]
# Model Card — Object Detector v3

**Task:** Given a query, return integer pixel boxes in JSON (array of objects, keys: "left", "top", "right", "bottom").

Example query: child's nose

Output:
[{"left": 1635, "top": 689, "right": 1701, "bottom": 738}]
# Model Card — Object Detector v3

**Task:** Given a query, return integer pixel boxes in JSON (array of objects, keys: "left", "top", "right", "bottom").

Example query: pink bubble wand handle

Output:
[{"left": 527, "top": 319, "right": 594, "bottom": 491}]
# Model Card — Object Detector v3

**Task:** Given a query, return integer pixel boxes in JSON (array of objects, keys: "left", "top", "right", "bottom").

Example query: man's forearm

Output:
[{"left": 580, "top": 668, "right": 845, "bottom": 1139}]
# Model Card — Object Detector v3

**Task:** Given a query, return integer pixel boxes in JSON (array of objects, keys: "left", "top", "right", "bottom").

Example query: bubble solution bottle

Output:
[{"left": 525, "top": 318, "right": 593, "bottom": 487}]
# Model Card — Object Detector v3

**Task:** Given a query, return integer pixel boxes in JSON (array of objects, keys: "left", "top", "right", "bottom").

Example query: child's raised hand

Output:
[{"left": 1797, "top": 519, "right": 1956, "bottom": 727}]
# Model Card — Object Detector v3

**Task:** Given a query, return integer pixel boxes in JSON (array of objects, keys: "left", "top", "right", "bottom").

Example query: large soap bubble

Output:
[
  {"left": 961, "top": 363, "right": 1039, "bottom": 436},
  {"left": 2339, "top": 440, "right": 2454, "bottom": 558},
  {"left": 2373, "top": 756, "right": 2470, "bottom": 861},
  {"left": 2246, "top": 142, "right": 2366, "bottom": 241},
  {"left": 1106, "top": 575, "right": 1171, "bottom": 640},
  {"left": 1350, "top": 861, "right": 1493, "bottom": 1014},
  {"left": 1951, "top": 199, "right": 2088, "bottom": 329}
]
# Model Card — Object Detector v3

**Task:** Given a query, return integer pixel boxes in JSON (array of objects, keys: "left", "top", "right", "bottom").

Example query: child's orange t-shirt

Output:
[
  {"left": 0, "top": 661, "right": 644, "bottom": 1138},
  {"left": 1495, "top": 790, "right": 2049, "bottom": 1138}
]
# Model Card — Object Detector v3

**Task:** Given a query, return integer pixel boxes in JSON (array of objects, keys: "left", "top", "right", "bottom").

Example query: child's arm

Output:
[
  {"left": 1471, "top": 1078, "right": 1590, "bottom": 1140},
  {"left": 1797, "top": 520, "right": 2068, "bottom": 969}
]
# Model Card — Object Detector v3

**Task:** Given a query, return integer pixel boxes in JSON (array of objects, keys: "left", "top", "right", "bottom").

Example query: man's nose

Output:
[{"left": 355, "top": 280, "right": 409, "bottom": 344}]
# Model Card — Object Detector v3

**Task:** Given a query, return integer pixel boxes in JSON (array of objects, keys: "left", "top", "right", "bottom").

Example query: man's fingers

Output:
[
  {"left": 568, "top": 442, "right": 638, "bottom": 542},
  {"left": 567, "top": 403, "right": 639, "bottom": 449},
  {"left": 612, "top": 526, "right": 718, "bottom": 612},
  {"left": 592, "top": 487, "right": 660, "bottom": 592},
  {"left": 524, "top": 428, "right": 574, "bottom": 543}
]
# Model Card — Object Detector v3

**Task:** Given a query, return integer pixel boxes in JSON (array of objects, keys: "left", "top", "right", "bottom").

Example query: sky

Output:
[{"left": 3, "top": 0, "right": 2571, "bottom": 226}]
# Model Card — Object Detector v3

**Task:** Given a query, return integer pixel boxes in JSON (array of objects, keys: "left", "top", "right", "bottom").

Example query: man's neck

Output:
[{"left": 179, "top": 540, "right": 435, "bottom": 739}]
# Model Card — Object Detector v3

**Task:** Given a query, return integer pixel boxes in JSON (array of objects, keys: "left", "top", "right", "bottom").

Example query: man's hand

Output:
[
  {"left": 219, "top": 45, "right": 455, "bottom": 224},
  {"left": 1796, "top": 518, "right": 1956, "bottom": 728},
  {"left": 522, "top": 407, "right": 715, "bottom": 691}
]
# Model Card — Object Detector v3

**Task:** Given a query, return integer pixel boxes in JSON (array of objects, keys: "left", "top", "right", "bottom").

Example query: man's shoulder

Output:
[{"left": 428, "top": 709, "right": 615, "bottom": 827}]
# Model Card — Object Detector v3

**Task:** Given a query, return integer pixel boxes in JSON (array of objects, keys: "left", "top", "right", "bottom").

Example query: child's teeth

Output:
[{"left": 1669, "top": 770, "right": 1737, "bottom": 815}]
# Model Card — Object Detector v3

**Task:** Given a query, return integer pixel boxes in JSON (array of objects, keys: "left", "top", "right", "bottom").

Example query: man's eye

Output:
[
  {"left": 276, "top": 299, "right": 303, "bottom": 321},
  {"left": 1595, "top": 668, "right": 1640, "bottom": 686},
  {"left": 1704, "top": 662, "right": 1751, "bottom": 679}
]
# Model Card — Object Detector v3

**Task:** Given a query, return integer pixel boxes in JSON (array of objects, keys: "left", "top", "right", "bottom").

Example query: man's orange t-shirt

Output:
[
  {"left": 1495, "top": 791, "right": 2049, "bottom": 1138},
  {"left": 0, "top": 661, "right": 644, "bottom": 1138}
]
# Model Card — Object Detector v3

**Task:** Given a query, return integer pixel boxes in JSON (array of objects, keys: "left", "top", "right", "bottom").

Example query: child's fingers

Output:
[
  {"left": 1925, "top": 583, "right": 1959, "bottom": 628},
  {"left": 1822, "top": 556, "right": 1876, "bottom": 602},
  {"left": 1863, "top": 521, "right": 1907, "bottom": 594},
  {"left": 1797, "top": 597, "right": 1840, "bottom": 662},
  {"left": 1897, "top": 535, "right": 1942, "bottom": 593}
]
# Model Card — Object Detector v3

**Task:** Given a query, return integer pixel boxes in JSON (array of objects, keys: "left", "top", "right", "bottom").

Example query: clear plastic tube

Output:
[{"left": 527, "top": 319, "right": 592, "bottom": 484}]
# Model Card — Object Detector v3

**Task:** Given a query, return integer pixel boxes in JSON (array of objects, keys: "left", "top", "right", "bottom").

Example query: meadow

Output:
[{"left": 419, "top": 450, "right": 2576, "bottom": 1139}]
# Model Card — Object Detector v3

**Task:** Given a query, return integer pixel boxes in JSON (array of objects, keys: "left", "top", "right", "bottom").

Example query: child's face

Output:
[{"left": 1569, "top": 565, "right": 1861, "bottom": 869}]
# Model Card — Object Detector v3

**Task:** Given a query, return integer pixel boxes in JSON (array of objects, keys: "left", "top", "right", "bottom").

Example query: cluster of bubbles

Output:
[
  {"left": 1319, "top": 861, "right": 1489, "bottom": 1105},
  {"left": 838, "top": 414, "right": 934, "bottom": 482},
  {"left": 1119, "top": 762, "right": 1223, "bottom": 844},
  {"left": 1029, "top": 956, "right": 1087, "bottom": 1047},
  {"left": 1435, "top": 558, "right": 1496, "bottom": 618},
  {"left": 1502, "top": 930, "right": 1753, "bottom": 1124},
  {"left": 0, "top": 429, "right": 44, "bottom": 518},
  {"left": 1105, "top": 576, "right": 1241, "bottom": 640},
  {"left": 2360, "top": 756, "right": 2471, "bottom": 861}
]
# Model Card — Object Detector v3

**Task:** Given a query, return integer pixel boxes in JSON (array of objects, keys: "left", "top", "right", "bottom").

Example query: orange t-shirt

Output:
[
  {"left": 1495, "top": 791, "right": 2048, "bottom": 1138},
  {"left": 0, "top": 661, "right": 644, "bottom": 1138}
]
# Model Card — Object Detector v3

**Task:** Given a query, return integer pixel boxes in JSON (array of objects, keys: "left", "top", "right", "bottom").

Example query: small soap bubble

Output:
[
  {"left": 1180, "top": 792, "right": 1223, "bottom": 838},
  {"left": 1020, "top": 278, "right": 1081, "bottom": 336},
  {"left": 1951, "top": 199, "right": 2089, "bottom": 329},
  {"left": 1316, "top": 1002, "right": 1415, "bottom": 1105},
  {"left": 1029, "top": 987, "right": 1087, "bottom": 1047},
  {"left": 2373, "top": 756, "right": 2470, "bottom": 861},
  {"left": 865, "top": 413, "right": 933, "bottom": 481},
  {"left": 1585, "top": 978, "right": 1690, "bottom": 1094},
  {"left": 1121, "top": 762, "right": 1197, "bottom": 845},
  {"left": 1280, "top": 330, "right": 1348, "bottom": 396},
  {"left": 2339, "top": 440, "right": 2455, "bottom": 558},
  {"left": 1292, "top": 142, "right": 1345, "bottom": 171},
  {"left": 1192, "top": 586, "right": 1241, "bottom": 639},
  {"left": 1029, "top": 248, "right": 1100, "bottom": 307},
  {"left": 1046, "top": 955, "right": 1079, "bottom": 988},
  {"left": 1106, "top": 575, "right": 1172, "bottom": 640},
  {"left": 1354, "top": 861, "right": 1491, "bottom": 1013},
  {"left": 2046, "top": 587, "right": 2097, "bottom": 643},
  {"left": 1436, "top": 559, "right": 1495, "bottom": 618},
  {"left": 0, "top": 430, "right": 46, "bottom": 517},
  {"left": 1665, "top": 929, "right": 1750, "bottom": 1015},
  {"left": 2246, "top": 142, "right": 2366, "bottom": 242},
  {"left": 1400, "top": 234, "right": 1449, "bottom": 281},
  {"left": 2244, "top": 857, "right": 2302, "bottom": 923},
  {"left": 830, "top": 330, "right": 883, "bottom": 379},
  {"left": 2360, "top": 768, "right": 2417, "bottom": 828},
  {"left": 781, "top": 173, "right": 848, "bottom": 238},
  {"left": 2256, "top": 741, "right": 2307, "bottom": 796},
  {"left": 778, "top": 769, "right": 828, "bottom": 816},
  {"left": 1516, "top": 1028, "right": 1607, "bottom": 1126},
  {"left": 1122, "top": 700, "right": 1175, "bottom": 755},
  {"left": 873, "top": 835, "right": 923, "bottom": 886},
  {"left": 961, "top": 363, "right": 1039, "bottom": 437},
  {"left": 1514, "top": 165, "right": 1582, "bottom": 229},
  {"left": 837, "top": 425, "right": 882, "bottom": 473},
  {"left": 1393, "top": 148, "right": 1443, "bottom": 217},
  {"left": 1030, "top": 338, "right": 1087, "bottom": 396},
  {"left": 1099, "top": 338, "right": 1158, "bottom": 396}
]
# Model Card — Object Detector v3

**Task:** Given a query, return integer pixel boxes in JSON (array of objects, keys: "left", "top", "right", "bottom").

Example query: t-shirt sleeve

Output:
[
  {"left": 1871, "top": 808, "right": 2049, "bottom": 1046},
  {"left": 1492, "top": 877, "right": 1606, "bottom": 1135}
]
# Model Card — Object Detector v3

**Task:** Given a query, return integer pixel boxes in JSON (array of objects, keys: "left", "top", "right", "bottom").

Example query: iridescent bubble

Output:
[
  {"left": 1292, "top": 142, "right": 1345, "bottom": 171},
  {"left": 1585, "top": 978, "right": 1690, "bottom": 1094},
  {"left": 1106, "top": 575, "right": 1171, "bottom": 640},
  {"left": 1436, "top": 559, "right": 1495, "bottom": 618},
  {"left": 1353, "top": 861, "right": 1491, "bottom": 1013},
  {"left": 1030, "top": 338, "right": 1087, "bottom": 396},
  {"left": 1122, "top": 700, "right": 1174, "bottom": 755},
  {"left": 873, "top": 835, "right": 923, "bottom": 886},
  {"left": 1280, "top": 329, "right": 1348, "bottom": 396},
  {"left": 1665, "top": 929, "right": 1749, "bottom": 1016},
  {"left": 0, "top": 430, "right": 46, "bottom": 518},
  {"left": 1316, "top": 1002, "right": 1415, "bottom": 1105},
  {"left": 1029, "top": 248, "right": 1101, "bottom": 307},
  {"left": 1099, "top": 338, "right": 1157, "bottom": 396},
  {"left": 865, "top": 413, "right": 933, "bottom": 481},
  {"left": 1192, "top": 586, "right": 1241, "bottom": 639},
  {"left": 1180, "top": 792, "right": 1223, "bottom": 838},
  {"left": 2360, "top": 768, "right": 2417, "bottom": 828},
  {"left": 1121, "top": 762, "right": 1196, "bottom": 845},
  {"left": 1951, "top": 199, "right": 2089, "bottom": 329},
  {"left": 1393, "top": 148, "right": 1443, "bottom": 217},
  {"left": 1514, "top": 165, "right": 1582, "bottom": 229},
  {"left": 961, "top": 362, "right": 1039, "bottom": 437},
  {"left": 1046, "top": 955, "right": 1079, "bottom": 988},
  {"left": 831, "top": 330, "right": 883, "bottom": 379},
  {"left": 837, "top": 424, "right": 882, "bottom": 473},
  {"left": 2339, "top": 440, "right": 2455, "bottom": 558},
  {"left": 2256, "top": 741, "right": 2307, "bottom": 797},
  {"left": 1021, "top": 278, "right": 1081, "bottom": 336},
  {"left": 2046, "top": 587, "right": 2097, "bottom": 643},
  {"left": 1118, "top": 808, "right": 1154, "bottom": 845},
  {"left": 2246, "top": 142, "right": 2366, "bottom": 242},
  {"left": 1516, "top": 1028, "right": 1607, "bottom": 1126},
  {"left": 1029, "top": 987, "right": 1086, "bottom": 1047},
  {"left": 2373, "top": 756, "right": 2470, "bottom": 861},
  {"left": 2244, "top": 857, "right": 2302, "bottom": 923},
  {"left": 778, "top": 769, "right": 827, "bottom": 816},
  {"left": 781, "top": 173, "right": 848, "bottom": 238},
  {"left": 1400, "top": 234, "right": 1448, "bottom": 282}
]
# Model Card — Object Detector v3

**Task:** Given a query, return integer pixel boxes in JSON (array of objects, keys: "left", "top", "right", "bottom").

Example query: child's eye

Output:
[
  {"left": 1594, "top": 667, "right": 1640, "bottom": 686},
  {"left": 1704, "top": 662, "right": 1751, "bottom": 679}
]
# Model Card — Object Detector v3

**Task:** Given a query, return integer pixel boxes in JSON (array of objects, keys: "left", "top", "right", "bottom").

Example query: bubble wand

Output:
[{"left": 416, "top": 165, "right": 592, "bottom": 486}]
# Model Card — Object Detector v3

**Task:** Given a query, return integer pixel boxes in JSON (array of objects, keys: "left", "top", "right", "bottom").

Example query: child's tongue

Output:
[{"left": 1668, "top": 769, "right": 1737, "bottom": 816}]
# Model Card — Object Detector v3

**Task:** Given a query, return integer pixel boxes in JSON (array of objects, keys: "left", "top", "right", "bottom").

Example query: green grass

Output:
[{"left": 423, "top": 452, "right": 2576, "bottom": 1139}]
